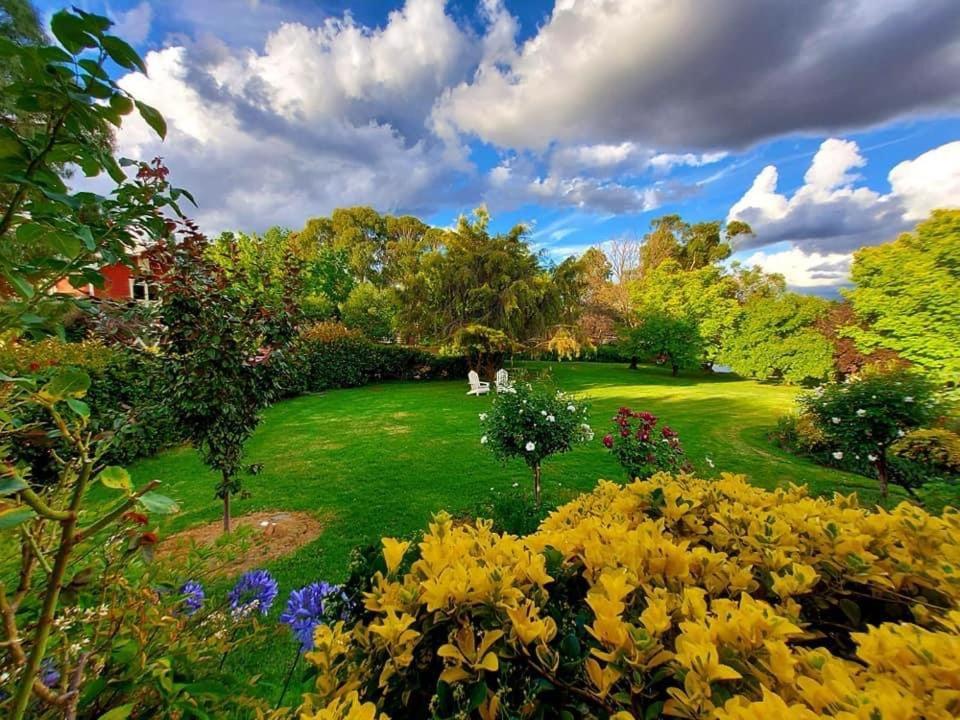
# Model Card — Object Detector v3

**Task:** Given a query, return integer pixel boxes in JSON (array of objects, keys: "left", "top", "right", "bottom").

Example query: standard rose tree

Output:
[
  {"left": 479, "top": 381, "right": 592, "bottom": 506},
  {"left": 800, "top": 365, "right": 942, "bottom": 499}
]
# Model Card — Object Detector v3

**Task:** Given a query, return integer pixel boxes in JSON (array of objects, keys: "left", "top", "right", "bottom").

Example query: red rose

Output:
[{"left": 602, "top": 434, "right": 613, "bottom": 448}]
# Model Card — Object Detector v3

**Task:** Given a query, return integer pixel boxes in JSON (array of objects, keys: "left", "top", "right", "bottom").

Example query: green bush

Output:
[
  {"left": 288, "top": 322, "right": 468, "bottom": 394},
  {"left": 890, "top": 428, "right": 960, "bottom": 488}
]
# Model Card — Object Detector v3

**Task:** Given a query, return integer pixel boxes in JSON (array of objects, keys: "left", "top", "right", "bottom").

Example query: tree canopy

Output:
[{"left": 845, "top": 209, "right": 960, "bottom": 382}]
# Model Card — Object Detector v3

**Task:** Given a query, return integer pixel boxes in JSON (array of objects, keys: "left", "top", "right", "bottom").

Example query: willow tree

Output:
[{"left": 397, "top": 208, "right": 586, "bottom": 376}]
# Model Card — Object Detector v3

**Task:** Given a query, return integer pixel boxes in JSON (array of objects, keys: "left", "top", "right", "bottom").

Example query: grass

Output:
[{"left": 123, "top": 360, "right": 906, "bottom": 699}]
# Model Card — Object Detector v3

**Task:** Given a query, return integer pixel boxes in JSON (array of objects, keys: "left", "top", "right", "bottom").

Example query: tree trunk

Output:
[
  {"left": 533, "top": 464, "right": 542, "bottom": 508},
  {"left": 222, "top": 484, "right": 232, "bottom": 534},
  {"left": 672, "top": 364, "right": 679, "bottom": 377},
  {"left": 629, "top": 355, "right": 638, "bottom": 370},
  {"left": 876, "top": 456, "right": 889, "bottom": 501}
]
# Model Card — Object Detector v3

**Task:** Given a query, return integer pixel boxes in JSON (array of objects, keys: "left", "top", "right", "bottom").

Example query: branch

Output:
[
  {"left": 17, "top": 487, "right": 74, "bottom": 522},
  {"left": 73, "top": 480, "right": 160, "bottom": 543}
]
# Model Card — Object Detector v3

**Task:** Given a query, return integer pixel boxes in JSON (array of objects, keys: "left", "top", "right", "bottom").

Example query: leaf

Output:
[
  {"left": 838, "top": 598, "right": 862, "bottom": 626},
  {"left": 97, "top": 704, "right": 135, "bottom": 720},
  {"left": 66, "top": 398, "right": 90, "bottom": 418},
  {"left": 0, "top": 476, "right": 28, "bottom": 497},
  {"left": 98, "top": 466, "right": 132, "bottom": 493},
  {"left": 2, "top": 269, "right": 34, "bottom": 299},
  {"left": 109, "top": 93, "right": 134, "bottom": 116},
  {"left": 39, "top": 369, "right": 91, "bottom": 401},
  {"left": 138, "top": 492, "right": 179, "bottom": 515},
  {"left": 135, "top": 100, "right": 167, "bottom": 140},
  {"left": 0, "top": 506, "right": 35, "bottom": 530},
  {"left": 102, "top": 36, "right": 146, "bottom": 73},
  {"left": 50, "top": 11, "right": 96, "bottom": 54},
  {"left": 467, "top": 681, "right": 488, "bottom": 711}
]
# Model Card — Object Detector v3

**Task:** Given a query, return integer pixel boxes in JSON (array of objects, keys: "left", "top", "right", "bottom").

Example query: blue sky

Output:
[{"left": 38, "top": 0, "right": 960, "bottom": 291}]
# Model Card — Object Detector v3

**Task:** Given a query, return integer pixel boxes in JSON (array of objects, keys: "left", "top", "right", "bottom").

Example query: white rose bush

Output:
[{"left": 480, "top": 381, "right": 592, "bottom": 505}]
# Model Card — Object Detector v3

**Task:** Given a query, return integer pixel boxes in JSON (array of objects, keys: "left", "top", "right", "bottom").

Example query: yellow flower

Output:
[
  {"left": 639, "top": 596, "right": 671, "bottom": 636},
  {"left": 381, "top": 538, "right": 411, "bottom": 575},
  {"left": 300, "top": 691, "right": 388, "bottom": 720}
]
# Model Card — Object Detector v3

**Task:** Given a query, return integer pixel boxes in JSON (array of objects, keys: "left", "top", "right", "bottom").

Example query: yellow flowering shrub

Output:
[{"left": 301, "top": 473, "right": 960, "bottom": 719}]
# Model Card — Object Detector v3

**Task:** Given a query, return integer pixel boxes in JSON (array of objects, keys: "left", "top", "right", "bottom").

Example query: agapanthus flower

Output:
[
  {"left": 40, "top": 658, "right": 59, "bottom": 688},
  {"left": 280, "top": 582, "right": 343, "bottom": 650},
  {"left": 179, "top": 580, "right": 205, "bottom": 616},
  {"left": 229, "top": 569, "right": 279, "bottom": 617}
]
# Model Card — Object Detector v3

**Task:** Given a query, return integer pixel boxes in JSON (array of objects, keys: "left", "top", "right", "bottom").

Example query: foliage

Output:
[
  {"left": 156, "top": 229, "right": 293, "bottom": 532},
  {"left": 0, "top": 366, "right": 180, "bottom": 719},
  {"left": 845, "top": 210, "right": 960, "bottom": 382},
  {"left": 623, "top": 311, "right": 702, "bottom": 376},
  {"left": 0, "top": 338, "right": 182, "bottom": 477},
  {"left": 397, "top": 208, "right": 586, "bottom": 368},
  {"left": 479, "top": 381, "right": 592, "bottom": 505},
  {"left": 289, "top": 322, "right": 468, "bottom": 394},
  {"left": 340, "top": 282, "right": 398, "bottom": 340},
  {"left": 639, "top": 214, "right": 751, "bottom": 274},
  {"left": 722, "top": 293, "right": 833, "bottom": 384},
  {"left": 299, "top": 473, "right": 960, "bottom": 720},
  {"left": 799, "top": 366, "right": 941, "bottom": 497},
  {"left": 815, "top": 301, "right": 904, "bottom": 378},
  {"left": 0, "top": 8, "right": 189, "bottom": 338},
  {"left": 890, "top": 428, "right": 960, "bottom": 488},
  {"left": 630, "top": 261, "right": 740, "bottom": 365},
  {"left": 603, "top": 407, "right": 689, "bottom": 480}
]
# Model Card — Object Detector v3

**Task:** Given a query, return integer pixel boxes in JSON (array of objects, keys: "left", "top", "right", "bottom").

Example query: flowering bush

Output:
[
  {"left": 299, "top": 473, "right": 960, "bottom": 720},
  {"left": 603, "top": 407, "right": 689, "bottom": 480},
  {"left": 479, "top": 381, "right": 592, "bottom": 505},
  {"left": 799, "top": 365, "right": 942, "bottom": 498}
]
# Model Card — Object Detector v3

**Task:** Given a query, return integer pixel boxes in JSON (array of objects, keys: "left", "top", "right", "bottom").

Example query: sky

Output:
[{"left": 37, "top": 0, "right": 960, "bottom": 293}]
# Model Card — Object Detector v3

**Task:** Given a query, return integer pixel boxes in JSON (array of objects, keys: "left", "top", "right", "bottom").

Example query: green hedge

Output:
[{"left": 286, "top": 334, "right": 468, "bottom": 394}]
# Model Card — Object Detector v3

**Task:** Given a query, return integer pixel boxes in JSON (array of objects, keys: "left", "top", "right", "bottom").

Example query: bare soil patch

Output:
[{"left": 161, "top": 511, "right": 323, "bottom": 577}]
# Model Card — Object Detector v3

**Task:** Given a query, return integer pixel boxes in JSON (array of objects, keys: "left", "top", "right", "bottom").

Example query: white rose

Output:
[
  {"left": 831, "top": 417, "right": 841, "bottom": 424},
  {"left": 868, "top": 454, "right": 878, "bottom": 462},
  {"left": 904, "top": 396, "right": 914, "bottom": 402},
  {"left": 832, "top": 451, "right": 844, "bottom": 460},
  {"left": 567, "top": 405, "right": 576, "bottom": 412},
  {"left": 541, "top": 410, "right": 547, "bottom": 416},
  {"left": 547, "top": 415, "right": 555, "bottom": 422},
  {"left": 525, "top": 441, "right": 536, "bottom": 452},
  {"left": 480, "top": 435, "right": 488, "bottom": 444},
  {"left": 856, "top": 409, "right": 866, "bottom": 417},
  {"left": 479, "top": 413, "right": 488, "bottom": 421}
]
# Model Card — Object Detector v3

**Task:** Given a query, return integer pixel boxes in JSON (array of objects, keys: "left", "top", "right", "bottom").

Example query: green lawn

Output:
[{"left": 126, "top": 361, "right": 900, "bottom": 698}]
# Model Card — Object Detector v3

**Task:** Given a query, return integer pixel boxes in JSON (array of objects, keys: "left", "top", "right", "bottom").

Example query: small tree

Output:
[
  {"left": 156, "top": 230, "right": 293, "bottom": 532},
  {"left": 800, "top": 366, "right": 941, "bottom": 500},
  {"left": 479, "top": 382, "right": 592, "bottom": 506},
  {"left": 624, "top": 312, "right": 702, "bottom": 376}
]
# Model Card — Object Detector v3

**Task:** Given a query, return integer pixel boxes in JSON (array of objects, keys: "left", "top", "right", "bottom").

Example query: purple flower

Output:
[
  {"left": 229, "top": 569, "right": 278, "bottom": 617},
  {"left": 179, "top": 580, "right": 205, "bottom": 616},
  {"left": 280, "top": 582, "right": 344, "bottom": 650},
  {"left": 40, "top": 658, "right": 60, "bottom": 687}
]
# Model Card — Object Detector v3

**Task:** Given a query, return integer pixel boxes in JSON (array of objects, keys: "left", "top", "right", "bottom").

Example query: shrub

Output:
[
  {"left": 299, "top": 473, "right": 960, "bottom": 720},
  {"left": 799, "top": 366, "right": 942, "bottom": 498},
  {"left": 290, "top": 322, "right": 468, "bottom": 394},
  {"left": 603, "top": 407, "right": 689, "bottom": 480},
  {"left": 890, "top": 428, "right": 960, "bottom": 489},
  {"left": 479, "top": 381, "right": 592, "bottom": 505}
]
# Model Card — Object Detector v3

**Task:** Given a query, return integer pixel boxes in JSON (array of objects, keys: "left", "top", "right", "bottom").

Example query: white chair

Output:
[
  {"left": 495, "top": 368, "right": 512, "bottom": 392},
  {"left": 466, "top": 370, "right": 490, "bottom": 396}
]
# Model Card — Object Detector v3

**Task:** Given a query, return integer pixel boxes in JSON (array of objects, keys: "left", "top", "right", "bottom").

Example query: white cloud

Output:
[
  {"left": 111, "top": 1, "right": 152, "bottom": 46},
  {"left": 433, "top": 0, "right": 960, "bottom": 151},
  {"left": 743, "top": 247, "right": 852, "bottom": 289},
  {"left": 888, "top": 141, "right": 960, "bottom": 220},
  {"left": 729, "top": 138, "right": 960, "bottom": 288},
  {"left": 104, "top": 0, "right": 483, "bottom": 233}
]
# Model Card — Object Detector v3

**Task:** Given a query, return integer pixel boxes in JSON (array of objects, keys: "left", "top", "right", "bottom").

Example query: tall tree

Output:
[
  {"left": 721, "top": 293, "right": 833, "bottom": 384},
  {"left": 624, "top": 311, "right": 702, "bottom": 376},
  {"left": 845, "top": 210, "right": 960, "bottom": 382}
]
